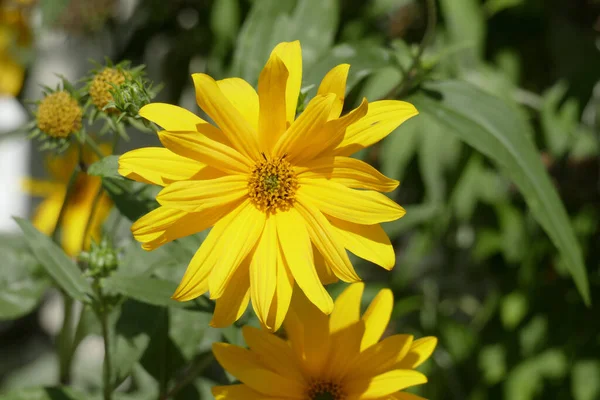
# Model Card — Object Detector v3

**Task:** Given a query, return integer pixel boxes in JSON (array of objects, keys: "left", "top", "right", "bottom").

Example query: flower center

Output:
[
  {"left": 306, "top": 380, "right": 346, "bottom": 400},
  {"left": 248, "top": 155, "right": 298, "bottom": 213}
]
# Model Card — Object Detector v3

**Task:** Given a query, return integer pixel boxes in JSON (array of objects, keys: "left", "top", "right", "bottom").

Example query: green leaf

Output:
[
  {"left": 0, "top": 235, "right": 49, "bottom": 319},
  {"left": 541, "top": 81, "right": 580, "bottom": 157},
  {"left": 0, "top": 387, "right": 87, "bottom": 400},
  {"left": 230, "top": 0, "right": 295, "bottom": 82},
  {"left": 304, "top": 42, "right": 394, "bottom": 98},
  {"left": 87, "top": 155, "right": 122, "bottom": 180},
  {"left": 484, "top": 0, "right": 524, "bottom": 17},
  {"left": 231, "top": 0, "right": 339, "bottom": 83},
  {"left": 210, "top": 0, "right": 241, "bottom": 44},
  {"left": 500, "top": 291, "right": 528, "bottom": 330},
  {"left": 572, "top": 360, "right": 600, "bottom": 400},
  {"left": 111, "top": 300, "right": 161, "bottom": 387},
  {"left": 380, "top": 115, "right": 420, "bottom": 181},
  {"left": 439, "top": 0, "right": 486, "bottom": 67},
  {"left": 102, "top": 178, "right": 159, "bottom": 221},
  {"left": 103, "top": 275, "right": 213, "bottom": 312},
  {"left": 478, "top": 344, "right": 506, "bottom": 385},
  {"left": 14, "top": 218, "right": 92, "bottom": 302},
  {"left": 411, "top": 80, "right": 591, "bottom": 305}
]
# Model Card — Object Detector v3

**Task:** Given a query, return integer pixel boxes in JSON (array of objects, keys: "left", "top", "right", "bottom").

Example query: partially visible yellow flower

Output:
[
  {"left": 36, "top": 91, "right": 83, "bottom": 138},
  {"left": 89, "top": 67, "right": 126, "bottom": 112},
  {"left": 212, "top": 283, "right": 437, "bottom": 400},
  {"left": 119, "top": 40, "right": 418, "bottom": 329},
  {"left": 0, "top": 3, "right": 32, "bottom": 96},
  {"left": 24, "top": 146, "right": 113, "bottom": 256}
]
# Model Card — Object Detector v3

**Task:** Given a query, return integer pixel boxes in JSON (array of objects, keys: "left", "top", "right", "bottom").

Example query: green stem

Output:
[
  {"left": 82, "top": 188, "right": 104, "bottom": 249},
  {"left": 386, "top": 0, "right": 437, "bottom": 99},
  {"left": 58, "top": 296, "right": 74, "bottom": 384},
  {"left": 85, "top": 135, "right": 106, "bottom": 160},
  {"left": 98, "top": 290, "right": 113, "bottom": 400}
]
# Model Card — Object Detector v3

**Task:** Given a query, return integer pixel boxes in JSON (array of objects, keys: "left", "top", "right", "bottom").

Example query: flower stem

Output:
[
  {"left": 51, "top": 166, "right": 80, "bottom": 243},
  {"left": 385, "top": 0, "right": 438, "bottom": 99},
  {"left": 85, "top": 135, "right": 106, "bottom": 160},
  {"left": 57, "top": 296, "right": 74, "bottom": 384},
  {"left": 98, "top": 287, "right": 113, "bottom": 400}
]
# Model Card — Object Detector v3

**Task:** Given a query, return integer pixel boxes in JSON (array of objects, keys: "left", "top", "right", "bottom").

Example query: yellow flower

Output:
[
  {"left": 212, "top": 283, "right": 437, "bottom": 400},
  {"left": 118, "top": 41, "right": 418, "bottom": 329},
  {"left": 24, "top": 146, "right": 113, "bottom": 256},
  {"left": 36, "top": 91, "right": 83, "bottom": 138},
  {"left": 89, "top": 67, "right": 127, "bottom": 112}
]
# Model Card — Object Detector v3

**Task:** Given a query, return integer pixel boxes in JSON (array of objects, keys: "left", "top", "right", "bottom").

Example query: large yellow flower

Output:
[
  {"left": 212, "top": 283, "right": 437, "bottom": 400},
  {"left": 118, "top": 41, "right": 418, "bottom": 329},
  {"left": 24, "top": 147, "right": 113, "bottom": 256}
]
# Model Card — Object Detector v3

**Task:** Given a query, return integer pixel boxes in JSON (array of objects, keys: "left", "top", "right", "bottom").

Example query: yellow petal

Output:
[
  {"left": 250, "top": 215, "right": 278, "bottom": 328},
  {"left": 328, "top": 217, "right": 395, "bottom": 270},
  {"left": 293, "top": 97, "right": 368, "bottom": 164},
  {"left": 390, "top": 392, "right": 428, "bottom": 400},
  {"left": 334, "top": 100, "right": 419, "bottom": 156},
  {"left": 275, "top": 208, "right": 333, "bottom": 314},
  {"left": 345, "top": 370, "right": 427, "bottom": 399},
  {"left": 345, "top": 334, "right": 414, "bottom": 380},
  {"left": 286, "top": 288, "right": 330, "bottom": 377},
  {"left": 31, "top": 194, "right": 63, "bottom": 235},
  {"left": 133, "top": 203, "right": 239, "bottom": 251},
  {"left": 156, "top": 175, "right": 247, "bottom": 213},
  {"left": 313, "top": 246, "right": 338, "bottom": 285},
  {"left": 22, "top": 178, "right": 63, "bottom": 197},
  {"left": 298, "top": 179, "right": 405, "bottom": 224},
  {"left": 118, "top": 147, "right": 204, "bottom": 186},
  {"left": 273, "top": 94, "right": 336, "bottom": 159},
  {"left": 208, "top": 202, "right": 266, "bottom": 299},
  {"left": 361, "top": 288, "right": 394, "bottom": 351},
  {"left": 61, "top": 178, "right": 106, "bottom": 256},
  {"left": 258, "top": 53, "right": 289, "bottom": 153},
  {"left": 139, "top": 103, "right": 205, "bottom": 131},
  {"left": 325, "top": 321, "right": 365, "bottom": 382},
  {"left": 212, "top": 385, "right": 264, "bottom": 400},
  {"left": 192, "top": 73, "right": 261, "bottom": 160},
  {"left": 158, "top": 130, "right": 251, "bottom": 175},
  {"left": 172, "top": 201, "right": 249, "bottom": 301},
  {"left": 296, "top": 156, "right": 399, "bottom": 193},
  {"left": 265, "top": 244, "right": 294, "bottom": 331},
  {"left": 210, "top": 261, "right": 251, "bottom": 328},
  {"left": 242, "top": 326, "right": 305, "bottom": 382},
  {"left": 317, "top": 63, "right": 350, "bottom": 119},
  {"left": 271, "top": 41, "right": 302, "bottom": 124},
  {"left": 294, "top": 198, "right": 360, "bottom": 283},
  {"left": 217, "top": 78, "right": 259, "bottom": 131},
  {"left": 395, "top": 337, "right": 438, "bottom": 369},
  {"left": 212, "top": 343, "right": 305, "bottom": 397},
  {"left": 330, "top": 283, "right": 364, "bottom": 333}
]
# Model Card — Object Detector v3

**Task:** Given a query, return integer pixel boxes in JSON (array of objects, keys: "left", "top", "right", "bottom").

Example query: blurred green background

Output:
[{"left": 1, "top": 0, "right": 599, "bottom": 399}]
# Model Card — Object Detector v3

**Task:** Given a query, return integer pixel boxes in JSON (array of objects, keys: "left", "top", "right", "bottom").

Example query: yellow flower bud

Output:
[
  {"left": 36, "top": 91, "right": 82, "bottom": 138},
  {"left": 89, "top": 67, "right": 126, "bottom": 112}
]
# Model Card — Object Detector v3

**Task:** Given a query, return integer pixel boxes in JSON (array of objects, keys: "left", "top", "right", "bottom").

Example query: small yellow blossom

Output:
[
  {"left": 89, "top": 67, "right": 126, "bottom": 112},
  {"left": 24, "top": 146, "right": 113, "bottom": 256},
  {"left": 119, "top": 40, "right": 418, "bottom": 329},
  {"left": 212, "top": 283, "right": 437, "bottom": 400},
  {"left": 36, "top": 91, "right": 83, "bottom": 138}
]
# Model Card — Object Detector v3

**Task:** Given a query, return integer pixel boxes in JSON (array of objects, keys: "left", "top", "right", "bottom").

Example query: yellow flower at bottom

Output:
[
  {"left": 212, "top": 283, "right": 437, "bottom": 400},
  {"left": 119, "top": 40, "right": 418, "bottom": 330},
  {"left": 24, "top": 146, "right": 113, "bottom": 256}
]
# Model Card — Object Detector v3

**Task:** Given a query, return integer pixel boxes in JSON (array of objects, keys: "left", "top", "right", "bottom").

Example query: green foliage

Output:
[
  {"left": 4, "top": 1, "right": 600, "bottom": 399},
  {"left": 14, "top": 218, "right": 92, "bottom": 302}
]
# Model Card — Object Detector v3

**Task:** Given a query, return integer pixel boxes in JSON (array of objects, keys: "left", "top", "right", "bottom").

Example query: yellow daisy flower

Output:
[
  {"left": 24, "top": 147, "right": 113, "bottom": 256},
  {"left": 118, "top": 40, "right": 418, "bottom": 329},
  {"left": 212, "top": 283, "right": 437, "bottom": 400}
]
